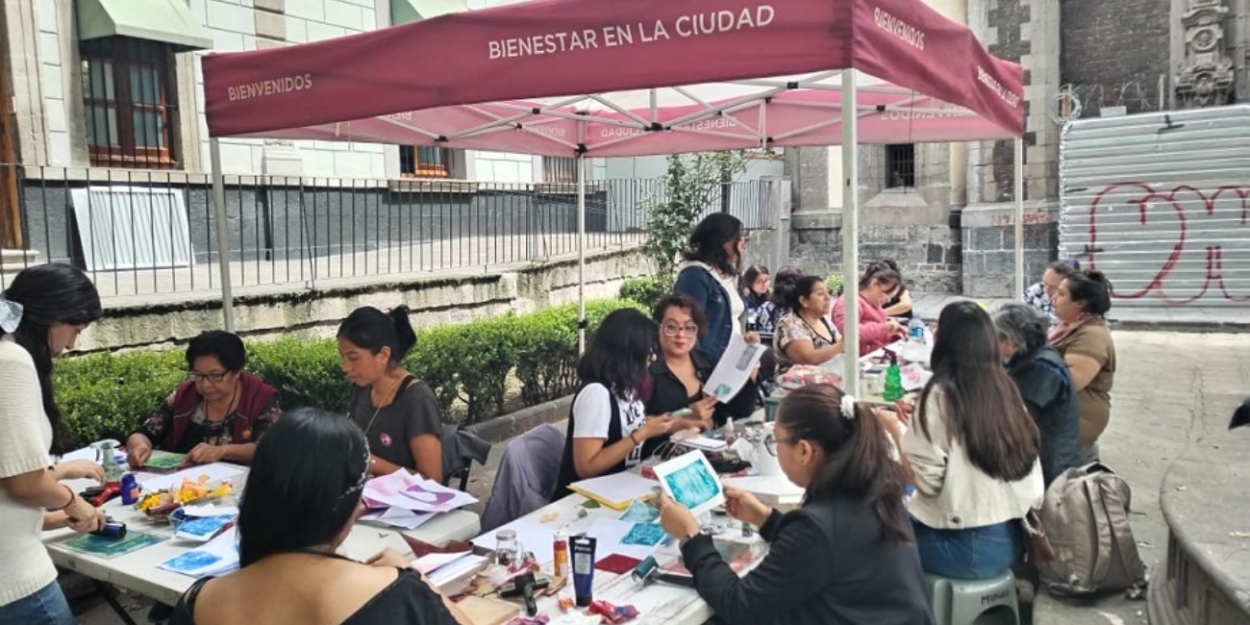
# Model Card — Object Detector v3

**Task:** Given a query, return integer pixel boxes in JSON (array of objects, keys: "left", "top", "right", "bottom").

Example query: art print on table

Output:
[
  {"left": 619, "top": 499, "right": 659, "bottom": 524},
  {"left": 163, "top": 550, "right": 223, "bottom": 574},
  {"left": 144, "top": 452, "right": 187, "bottom": 471},
  {"left": 63, "top": 531, "right": 161, "bottom": 559},
  {"left": 621, "top": 523, "right": 666, "bottom": 547},
  {"left": 173, "top": 515, "right": 234, "bottom": 542},
  {"left": 652, "top": 450, "right": 725, "bottom": 517}
]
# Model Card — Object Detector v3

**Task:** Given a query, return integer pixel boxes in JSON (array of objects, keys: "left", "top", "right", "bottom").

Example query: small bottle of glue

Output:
[{"left": 552, "top": 529, "right": 570, "bottom": 578}]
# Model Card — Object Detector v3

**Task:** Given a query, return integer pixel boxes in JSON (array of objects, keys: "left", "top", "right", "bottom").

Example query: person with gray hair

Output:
[{"left": 993, "top": 303, "right": 1082, "bottom": 485}]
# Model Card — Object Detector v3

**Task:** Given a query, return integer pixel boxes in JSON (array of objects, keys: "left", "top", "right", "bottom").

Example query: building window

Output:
[
  {"left": 543, "top": 156, "right": 578, "bottom": 183},
  {"left": 399, "top": 146, "right": 451, "bottom": 178},
  {"left": 885, "top": 144, "right": 916, "bottom": 188},
  {"left": 80, "top": 37, "right": 177, "bottom": 169}
]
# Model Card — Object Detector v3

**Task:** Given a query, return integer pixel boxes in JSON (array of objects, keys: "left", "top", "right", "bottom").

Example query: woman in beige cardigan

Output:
[{"left": 901, "top": 301, "right": 1044, "bottom": 580}]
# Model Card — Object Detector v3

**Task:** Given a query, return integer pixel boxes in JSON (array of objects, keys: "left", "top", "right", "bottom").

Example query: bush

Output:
[
  {"left": 53, "top": 298, "right": 648, "bottom": 447},
  {"left": 826, "top": 273, "right": 845, "bottom": 297},
  {"left": 619, "top": 276, "right": 670, "bottom": 310}
]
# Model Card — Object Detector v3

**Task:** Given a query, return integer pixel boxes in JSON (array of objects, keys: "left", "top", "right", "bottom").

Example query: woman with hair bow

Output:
[{"left": 657, "top": 385, "right": 934, "bottom": 625}]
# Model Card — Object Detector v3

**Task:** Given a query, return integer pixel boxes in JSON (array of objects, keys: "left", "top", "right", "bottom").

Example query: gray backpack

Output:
[{"left": 1036, "top": 463, "right": 1148, "bottom": 595}]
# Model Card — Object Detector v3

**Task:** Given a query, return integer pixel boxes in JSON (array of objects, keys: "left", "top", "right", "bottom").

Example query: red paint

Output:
[
  {"left": 990, "top": 212, "right": 1050, "bottom": 227},
  {"left": 1086, "top": 183, "right": 1250, "bottom": 305}
]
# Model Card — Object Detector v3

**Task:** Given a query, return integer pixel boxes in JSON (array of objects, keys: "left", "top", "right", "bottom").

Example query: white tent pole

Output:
[
  {"left": 576, "top": 150, "right": 587, "bottom": 355},
  {"left": 209, "top": 138, "right": 235, "bottom": 333},
  {"left": 1014, "top": 137, "right": 1024, "bottom": 297},
  {"left": 840, "top": 72, "right": 860, "bottom": 398}
]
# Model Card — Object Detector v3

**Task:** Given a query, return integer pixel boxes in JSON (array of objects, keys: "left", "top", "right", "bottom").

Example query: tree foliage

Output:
[{"left": 643, "top": 151, "right": 751, "bottom": 279}]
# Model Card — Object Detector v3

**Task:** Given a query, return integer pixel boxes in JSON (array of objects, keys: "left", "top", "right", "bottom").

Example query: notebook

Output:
[{"left": 567, "top": 472, "right": 659, "bottom": 511}]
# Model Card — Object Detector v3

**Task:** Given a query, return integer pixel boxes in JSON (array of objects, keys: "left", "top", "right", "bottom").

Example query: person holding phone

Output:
[{"left": 657, "top": 385, "right": 933, "bottom": 625}]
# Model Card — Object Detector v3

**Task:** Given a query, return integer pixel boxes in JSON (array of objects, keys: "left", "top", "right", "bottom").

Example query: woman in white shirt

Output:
[
  {"left": 901, "top": 301, "right": 1044, "bottom": 580},
  {"left": 551, "top": 308, "right": 677, "bottom": 499},
  {"left": 0, "top": 264, "right": 108, "bottom": 625}
]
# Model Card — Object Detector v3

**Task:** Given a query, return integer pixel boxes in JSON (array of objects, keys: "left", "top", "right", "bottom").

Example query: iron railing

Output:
[{"left": 0, "top": 165, "right": 778, "bottom": 299}]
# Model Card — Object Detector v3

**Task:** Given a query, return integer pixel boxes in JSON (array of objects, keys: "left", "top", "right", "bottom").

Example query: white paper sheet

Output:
[
  {"left": 182, "top": 503, "right": 240, "bottom": 518},
  {"left": 142, "top": 463, "right": 244, "bottom": 492},
  {"left": 703, "top": 334, "right": 766, "bottom": 402},
  {"left": 159, "top": 527, "right": 240, "bottom": 578},
  {"left": 428, "top": 554, "right": 488, "bottom": 589},
  {"left": 361, "top": 506, "right": 437, "bottom": 530},
  {"left": 652, "top": 450, "right": 726, "bottom": 518},
  {"left": 899, "top": 363, "right": 932, "bottom": 392},
  {"left": 413, "top": 550, "right": 472, "bottom": 575},
  {"left": 470, "top": 518, "right": 557, "bottom": 564}
]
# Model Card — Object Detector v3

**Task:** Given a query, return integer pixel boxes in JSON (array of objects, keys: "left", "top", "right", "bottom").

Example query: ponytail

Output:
[{"left": 388, "top": 305, "right": 417, "bottom": 361}]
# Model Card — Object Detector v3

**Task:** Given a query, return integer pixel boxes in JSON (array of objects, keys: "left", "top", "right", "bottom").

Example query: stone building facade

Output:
[{"left": 785, "top": 0, "right": 1250, "bottom": 298}]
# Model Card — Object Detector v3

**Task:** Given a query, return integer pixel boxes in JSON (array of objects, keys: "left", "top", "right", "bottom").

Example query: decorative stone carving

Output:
[{"left": 1175, "top": 0, "right": 1235, "bottom": 108}]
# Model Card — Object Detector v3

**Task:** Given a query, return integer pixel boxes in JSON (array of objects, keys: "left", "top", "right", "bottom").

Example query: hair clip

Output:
[
  {"left": 0, "top": 296, "right": 23, "bottom": 334},
  {"left": 840, "top": 395, "right": 857, "bottom": 421}
]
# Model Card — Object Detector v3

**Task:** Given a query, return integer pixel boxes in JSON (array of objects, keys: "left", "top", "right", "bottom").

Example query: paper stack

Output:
[
  {"left": 359, "top": 471, "right": 478, "bottom": 530},
  {"left": 568, "top": 472, "right": 658, "bottom": 511},
  {"left": 159, "top": 527, "right": 241, "bottom": 578},
  {"left": 414, "top": 551, "right": 490, "bottom": 589}
]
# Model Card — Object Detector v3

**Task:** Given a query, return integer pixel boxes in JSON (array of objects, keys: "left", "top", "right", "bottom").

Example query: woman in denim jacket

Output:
[{"left": 674, "top": 213, "right": 760, "bottom": 360}]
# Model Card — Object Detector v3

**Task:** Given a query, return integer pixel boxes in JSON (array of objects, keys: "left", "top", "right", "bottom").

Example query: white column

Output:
[
  {"left": 210, "top": 138, "right": 235, "bottom": 332},
  {"left": 1014, "top": 137, "right": 1024, "bottom": 297},
  {"left": 840, "top": 72, "right": 860, "bottom": 397}
]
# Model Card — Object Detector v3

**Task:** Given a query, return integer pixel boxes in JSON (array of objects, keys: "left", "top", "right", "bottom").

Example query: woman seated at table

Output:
[
  {"left": 646, "top": 294, "right": 757, "bottom": 432},
  {"left": 127, "top": 331, "right": 280, "bottom": 469},
  {"left": 902, "top": 301, "right": 1043, "bottom": 580},
  {"left": 993, "top": 303, "right": 1081, "bottom": 486},
  {"left": 552, "top": 308, "right": 677, "bottom": 500},
  {"left": 657, "top": 385, "right": 933, "bottom": 625},
  {"left": 170, "top": 408, "right": 466, "bottom": 625},
  {"left": 339, "top": 305, "right": 443, "bottom": 483},
  {"left": 773, "top": 276, "right": 844, "bottom": 376},
  {"left": 877, "top": 259, "right": 915, "bottom": 320},
  {"left": 832, "top": 264, "right": 907, "bottom": 356}
]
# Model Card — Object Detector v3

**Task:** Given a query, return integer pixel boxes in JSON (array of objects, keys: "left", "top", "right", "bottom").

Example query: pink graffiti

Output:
[{"left": 1087, "top": 183, "right": 1250, "bottom": 305}]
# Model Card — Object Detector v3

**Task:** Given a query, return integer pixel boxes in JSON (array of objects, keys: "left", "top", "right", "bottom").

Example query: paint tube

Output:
[{"left": 571, "top": 535, "right": 597, "bottom": 607}]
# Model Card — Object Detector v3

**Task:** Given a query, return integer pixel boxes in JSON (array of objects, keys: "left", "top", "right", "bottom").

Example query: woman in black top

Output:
[
  {"left": 171, "top": 408, "right": 466, "bottom": 625},
  {"left": 658, "top": 385, "right": 934, "bottom": 625},
  {"left": 646, "top": 294, "right": 757, "bottom": 431},
  {"left": 339, "top": 306, "right": 443, "bottom": 482}
]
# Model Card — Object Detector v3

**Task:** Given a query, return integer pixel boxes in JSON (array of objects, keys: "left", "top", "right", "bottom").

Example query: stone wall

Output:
[
  {"left": 75, "top": 246, "right": 653, "bottom": 352},
  {"left": 1061, "top": 0, "right": 1172, "bottom": 116},
  {"left": 960, "top": 203, "right": 1058, "bottom": 297}
]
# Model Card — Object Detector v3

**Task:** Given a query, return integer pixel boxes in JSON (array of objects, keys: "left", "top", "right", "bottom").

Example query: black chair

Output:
[{"left": 1231, "top": 398, "right": 1250, "bottom": 430}]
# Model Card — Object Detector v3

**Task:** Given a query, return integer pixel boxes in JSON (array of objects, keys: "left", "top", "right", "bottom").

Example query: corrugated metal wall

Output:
[{"left": 1059, "top": 105, "right": 1250, "bottom": 308}]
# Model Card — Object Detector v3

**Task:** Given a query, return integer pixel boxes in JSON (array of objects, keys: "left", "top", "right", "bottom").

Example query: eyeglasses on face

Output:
[
  {"left": 187, "top": 371, "right": 230, "bottom": 383},
  {"left": 662, "top": 323, "right": 699, "bottom": 337},
  {"left": 763, "top": 433, "right": 799, "bottom": 456}
]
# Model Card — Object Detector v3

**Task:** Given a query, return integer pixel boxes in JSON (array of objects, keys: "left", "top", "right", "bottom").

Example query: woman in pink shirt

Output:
[{"left": 832, "top": 264, "right": 906, "bottom": 356}]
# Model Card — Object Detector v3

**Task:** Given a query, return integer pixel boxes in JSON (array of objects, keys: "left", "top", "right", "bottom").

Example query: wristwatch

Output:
[{"left": 678, "top": 530, "right": 705, "bottom": 548}]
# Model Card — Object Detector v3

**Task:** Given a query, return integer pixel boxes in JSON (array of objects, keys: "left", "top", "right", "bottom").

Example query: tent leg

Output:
[
  {"left": 576, "top": 153, "right": 586, "bottom": 355},
  {"left": 210, "top": 138, "right": 235, "bottom": 333},
  {"left": 840, "top": 72, "right": 860, "bottom": 398},
  {"left": 1014, "top": 137, "right": 1024, "bottom": 297}
]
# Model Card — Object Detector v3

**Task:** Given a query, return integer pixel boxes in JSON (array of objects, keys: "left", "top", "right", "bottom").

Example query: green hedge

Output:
[
  {"left": 619, "top": 276, "right": 670, "bottom": 310},
  {"left": 54, "top": 299, "right": 644, "bottom": 448}
]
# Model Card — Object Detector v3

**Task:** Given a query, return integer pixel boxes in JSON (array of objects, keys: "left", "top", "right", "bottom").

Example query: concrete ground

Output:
[{"left": 77, "top": 329, "right": 1244, "bottom": 625}]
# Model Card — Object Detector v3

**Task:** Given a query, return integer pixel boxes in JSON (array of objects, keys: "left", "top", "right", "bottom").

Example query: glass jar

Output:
[{"left": 495, "top": 529, "right": 519, "bottom": 567}]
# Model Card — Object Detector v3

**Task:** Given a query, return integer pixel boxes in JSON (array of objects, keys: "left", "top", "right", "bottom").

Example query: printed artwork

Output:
[
  {"left": 144, "top": 453, "right": 186, "bottom": 470},
  {"left": 621, "top": 523, "right": 666, "bottom": 547},
  {"left": 162, "top": 550, "right": 223, "bottom": 573},
  {"left": 664, "top": 462, "right": 720, "bottom": 510},
  {"left": 63, "top": 531, "right": 161, "bottom": 558}
]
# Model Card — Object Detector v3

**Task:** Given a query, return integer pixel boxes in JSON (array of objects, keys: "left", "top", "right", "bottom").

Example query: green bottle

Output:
[{"left": 882, "top": 351, "right": 904, "bottom": 403}]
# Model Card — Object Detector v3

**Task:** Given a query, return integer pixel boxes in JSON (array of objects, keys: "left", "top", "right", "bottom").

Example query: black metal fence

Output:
[{"left": 0, "top": 165, "right": 778, "bottom": 299}]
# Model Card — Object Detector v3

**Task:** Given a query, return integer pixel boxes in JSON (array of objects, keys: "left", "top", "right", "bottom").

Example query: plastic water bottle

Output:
[{"left": 908, "top": 317, "right": 926, "bottom": 344}]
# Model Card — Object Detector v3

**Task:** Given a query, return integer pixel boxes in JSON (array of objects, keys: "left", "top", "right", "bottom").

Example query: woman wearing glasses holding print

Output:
[
  {"left": 645, "top": 294, "right": 757, "bottom": 432},
  {"left": 126, "top": 331, "right": 281, "bottom": 468}
]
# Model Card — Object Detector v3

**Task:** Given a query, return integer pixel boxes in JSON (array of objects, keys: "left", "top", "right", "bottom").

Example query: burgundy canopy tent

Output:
[{"left": 200, "top": 0, "right": 1027, "bottom": 395}]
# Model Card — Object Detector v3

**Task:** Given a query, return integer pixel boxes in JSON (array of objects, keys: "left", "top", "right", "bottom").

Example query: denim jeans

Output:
[
  {"left": 912, "top": 519, "right": 1022, "bottom": 580},
  {"left": 0, "top": 582, "right": 75, "bottom": 625}
]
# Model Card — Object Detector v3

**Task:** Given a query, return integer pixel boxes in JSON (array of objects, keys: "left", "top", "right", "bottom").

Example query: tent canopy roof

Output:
[{"left": 201, "top": 0, "right": 1024, "bottom": 149}]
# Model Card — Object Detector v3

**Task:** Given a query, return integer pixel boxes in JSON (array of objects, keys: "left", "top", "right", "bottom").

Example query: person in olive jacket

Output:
[{"left": 658, "top": 385, "right": 934, "bottom": 625}]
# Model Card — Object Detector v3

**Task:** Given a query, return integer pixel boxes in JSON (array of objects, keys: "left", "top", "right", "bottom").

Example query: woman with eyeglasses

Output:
[
  {"left": 552, "top": 308, "right": 679, "bottom": 500},
  {"left": 656, "top": 385, "right": 933, "bottom": 625},
  {"left": 170, "top": 408, "right": 466, "bottom": 625},
  {"left": 127, "top": 331, "right": 280, "bottom": 469},
  {"left": 646, "top": 294, "right": 758, "bottom": 432}
]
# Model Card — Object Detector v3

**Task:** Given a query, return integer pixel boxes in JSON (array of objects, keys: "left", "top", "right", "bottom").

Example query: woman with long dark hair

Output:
[
  {"left": 674, "top": 213, "right": 760, "bottom": 360},
  {"left": 0, "top": 264, "right": 106, "bottom": 625},
  {"left": 552, "top": 308, "right": 676, "bottom": 499},
  {"left": 339, "top": 305, "right": 443, "bottom": 482},
  {"left": 170, "top": 408, "right": 465, "bottom": 625},
  {"left": 657, "top": 385, "right": 933, "bottom": 625},
  {"left": 876, "top": 259, "right": 915, "bottom": 319},
  {"left": 741, "top": 264, "right": 772, "bottom": 336},
  {"left": 902, "top": 301, "right": 1043, "bottom": 580}
]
